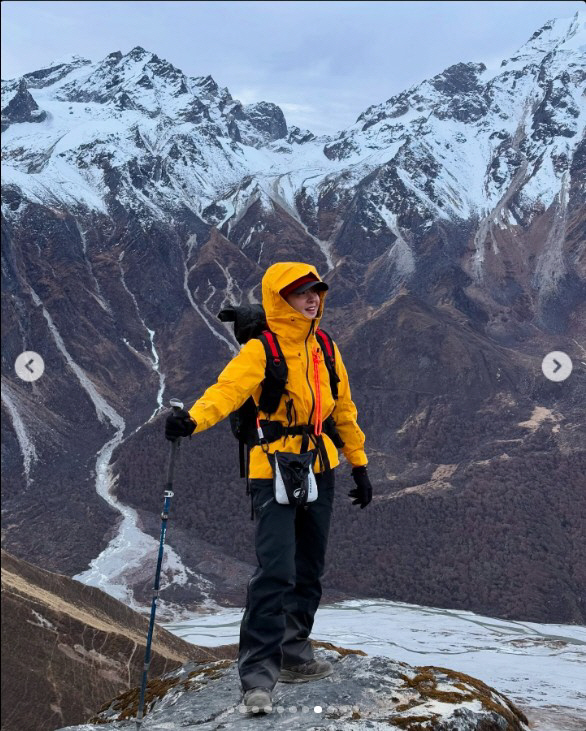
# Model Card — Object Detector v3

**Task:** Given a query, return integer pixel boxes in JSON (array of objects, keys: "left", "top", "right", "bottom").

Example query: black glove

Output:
[
  {"left": 348, "top": 466, "right": 373, "bottom": 508},
  {"left": 165, "top": 409, "right": 196, "bottom": 441}
]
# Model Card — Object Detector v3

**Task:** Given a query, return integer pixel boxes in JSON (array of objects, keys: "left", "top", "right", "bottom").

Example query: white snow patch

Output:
[
  {"left": 182, "top": 256, "right": 238, "bottom": 356},
  {"left": 214, "top": 259, "right": 241, "bottom": 308},
  {"left": 29, "top": 286, "right": 123, "bottom": 429},
  {"left": 1, "top": 164, "right": 108, "bottom": 214},
  {"left": 27, "top": 609, "right": 56, "bottom": 631},
  {"left": 0, "top": 379, "right": 38, "bottom": 483},
  {"left": 146, "top": 327, "right": 165, "bottom": 416},
  {"left": 377, "top": 207, "right": 415, "bottom": 275}
]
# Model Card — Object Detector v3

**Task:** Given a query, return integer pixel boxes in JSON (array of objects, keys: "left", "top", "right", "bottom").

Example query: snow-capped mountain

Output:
[
  {"left": 2, "top": 16, "right": 583, "bottom": 280},
  {"left": 2, "top": 15, "right": 584, "bottom": 336},
  {"left": 1, "top": 14, "right": 585, "bottom": 626},
  {"left": 1, "top": 46, "right": 291, "bottom": 215}
]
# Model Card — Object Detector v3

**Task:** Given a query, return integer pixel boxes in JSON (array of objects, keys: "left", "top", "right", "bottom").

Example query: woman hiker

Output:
[{"left": 165, "top": 261, "right": 372, "bottom": 713}]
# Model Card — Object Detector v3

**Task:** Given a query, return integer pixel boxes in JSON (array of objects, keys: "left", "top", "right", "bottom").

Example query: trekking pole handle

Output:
[{"left": 165, "top": 399, "right": 184, "bottom": 490}]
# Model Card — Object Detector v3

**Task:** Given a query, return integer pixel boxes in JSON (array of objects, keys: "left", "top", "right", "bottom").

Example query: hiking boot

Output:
[
  {"left": 278, "top": 658, "right": 333, "bottom": 683},
  {"left": 242, "top": 687, "right": 273, "bottom": 713}
]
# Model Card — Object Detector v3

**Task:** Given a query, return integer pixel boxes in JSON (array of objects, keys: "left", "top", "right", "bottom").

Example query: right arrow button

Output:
[{"left": 542, "top": 351, "right": 573, "bottom": 382}]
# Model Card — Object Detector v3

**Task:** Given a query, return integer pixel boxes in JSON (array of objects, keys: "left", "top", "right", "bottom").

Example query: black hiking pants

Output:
[{"left": 238, "top": 469, "right": 335, "bottom": 691}]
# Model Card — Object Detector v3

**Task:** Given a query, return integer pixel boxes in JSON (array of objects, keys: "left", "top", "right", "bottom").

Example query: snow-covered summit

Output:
[
  {"left": 501, "top": 12, "right": 585, "bottom": 69},
  {"left": 321, "top": 12, "right": 584, "bottom": 225},
  {"left": 1, "top": 44, "right": 298, "bottom": 213},
  {"left": 55, "top": 46, "right": 191, "bottom": 113},
  {"left": 1, "top": 13, "right": 584, "bottom": 235},
  {"left": 21, "top": 54, "right": 92, "bottom": 89}
]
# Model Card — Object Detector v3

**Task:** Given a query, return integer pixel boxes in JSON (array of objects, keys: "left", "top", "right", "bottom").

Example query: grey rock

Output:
[
  {"left": 242, "top": 101, "right": 288, "bottom": 140},
  {"left": 288, "top": 126, "right": 316, "bottom": 144},
  {"left": 56, "top": 649, "right": 529, "bottom": 730},
  {"left": 227, "top": 100, "right": 288, "bottom": 145},
  {"left": 1, "top": 79, "right": 46, "bottom": 131}
]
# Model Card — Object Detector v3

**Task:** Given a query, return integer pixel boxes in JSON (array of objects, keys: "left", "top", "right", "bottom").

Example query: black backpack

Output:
[{"left": 217, "top": 305, "right": 342, "bottom": 482}]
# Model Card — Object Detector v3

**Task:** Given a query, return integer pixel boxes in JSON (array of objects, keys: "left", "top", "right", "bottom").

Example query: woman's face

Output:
[{"left": 285, "top": 287, "right": 321, "bottom": 318}]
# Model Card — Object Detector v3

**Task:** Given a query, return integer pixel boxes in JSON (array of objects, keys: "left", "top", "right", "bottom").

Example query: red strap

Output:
[
  {"left": 312, "top": 346, "right": 323, "bottom": 436},
  {"left": 262, "top": 330, "right": 281, "bottom": 362},
  {"left": 316, "top": 329, "right": 334, "bottom": 359}
]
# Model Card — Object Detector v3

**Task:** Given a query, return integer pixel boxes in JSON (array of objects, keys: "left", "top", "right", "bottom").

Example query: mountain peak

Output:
[
  {"left": 127, "top": 45, "right": 150, "bottom": 59},
  {"left": 192, "top": 74, "right": 220, "bottom": 95},
  {"left": 104, "top": 50, "right": 123, "bottom": 64},
  {"left": 46, "top": 53, "right": 91, "bottom": 69},
  {"left": 501, "top": 11, "right": 585, "bottom": 67},
  {"left": 430, "top": 61, "right": 486, "bottom": 95},
  {"left": 527, "top": 11, "right": 583, "bottom": 44},
  {"left": 17, "top": 54, "right": 91, "bottom": 89},
  {"left": 1, "top": 77, "right": 47, "bottom": 131},
  {"left": 47, "top": 45, "right": 189, "bottom": 113}
]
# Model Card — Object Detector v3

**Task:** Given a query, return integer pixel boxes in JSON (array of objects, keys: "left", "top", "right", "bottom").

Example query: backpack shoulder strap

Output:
[
  {"left": 316, "top": 328, "right": 340, "bottom": 400},
  {"left": 257, "top": 330, "right": 288, "bottom": 414}
]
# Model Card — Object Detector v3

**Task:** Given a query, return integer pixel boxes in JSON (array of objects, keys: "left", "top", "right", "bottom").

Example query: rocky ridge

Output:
[
  {"left": 0, "top": 550, "right": 230, "bottom": 731},
  {"left": 57, "top": 647, "right": 530, "bottom": 731}
]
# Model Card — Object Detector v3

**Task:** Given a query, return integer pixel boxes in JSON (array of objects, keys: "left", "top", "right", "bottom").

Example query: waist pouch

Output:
[{"left": 268, "top": 451, "right": 318, "bottom": 506}]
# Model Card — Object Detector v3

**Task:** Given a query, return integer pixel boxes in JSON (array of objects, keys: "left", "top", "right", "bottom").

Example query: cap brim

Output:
[{"left": 293, "top": 280, "right": 329, "bottom": 294}]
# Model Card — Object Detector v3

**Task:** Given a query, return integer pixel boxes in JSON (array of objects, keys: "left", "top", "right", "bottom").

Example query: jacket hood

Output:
[{"left": 261, "top": 262, "right": 326, "bottom": 341}]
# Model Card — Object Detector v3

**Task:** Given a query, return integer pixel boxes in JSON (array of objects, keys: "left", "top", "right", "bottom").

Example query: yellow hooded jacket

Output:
[{"left": 189, "top": 262, "right": 367, "bottom": 479}]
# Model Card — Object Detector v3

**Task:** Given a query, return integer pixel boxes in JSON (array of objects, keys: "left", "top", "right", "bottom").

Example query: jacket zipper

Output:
[{"left": 304, "top": 320, "right": 316, "bottom": 427}]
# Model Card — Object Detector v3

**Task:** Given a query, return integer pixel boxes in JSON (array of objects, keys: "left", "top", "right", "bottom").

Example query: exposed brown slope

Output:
[{"left": 0, "top": 550, "right": 232, "bottom": 731}]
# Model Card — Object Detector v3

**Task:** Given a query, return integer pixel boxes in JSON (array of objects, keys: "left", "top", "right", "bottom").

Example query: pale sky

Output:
[{"left": 1, "top": 0, "right": 582, "bottom": 134}]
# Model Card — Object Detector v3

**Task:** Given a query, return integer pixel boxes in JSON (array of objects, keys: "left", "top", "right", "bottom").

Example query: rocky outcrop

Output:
[
  {"left": 228, "top": 101, "right": 288, "bottom": 146},
  {"left": 55, "top": 645, "right": 530, "bottom": 730},
  {"left": 1, "top": 78, "right": 46, "bottom": 130},
  {"left": 0, "top": 551, "right": 232, "bottom": 731}
]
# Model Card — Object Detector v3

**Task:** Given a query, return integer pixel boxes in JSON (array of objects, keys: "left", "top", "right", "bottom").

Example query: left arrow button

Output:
[{"left": 15, "top": 351, "right": 45, "bottom": 382}]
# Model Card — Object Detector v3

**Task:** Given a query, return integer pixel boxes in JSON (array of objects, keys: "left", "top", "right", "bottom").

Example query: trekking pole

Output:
[{"left": 136, "top": 398, "right": 184, "bottom": 729}]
